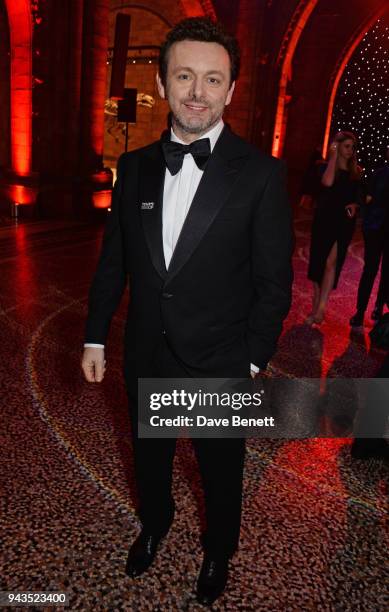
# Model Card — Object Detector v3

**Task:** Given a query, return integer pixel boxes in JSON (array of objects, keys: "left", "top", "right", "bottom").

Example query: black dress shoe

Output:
[
  {"left": 351, "top": 438, "right": 389, "bottom": 460},
  {"left": 125, "top": 531, "right": 165, "bottom": 578},
  {"left": 350, "top": 311, "right": 364, "bottom": 327},
  {"left": 196, "top": 554, "right": 230, "bottom": 606},
  {"left": 371, "top": 305, "right": 383, "bottom": 321}
]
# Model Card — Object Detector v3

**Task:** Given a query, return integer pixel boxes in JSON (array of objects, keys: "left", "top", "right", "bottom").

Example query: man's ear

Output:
[
  {"left": 156, "top": 73, "right": 166, "bottom": 99},
  {"left": 225, "top": 81, "right": 236, "bottom": 106}
]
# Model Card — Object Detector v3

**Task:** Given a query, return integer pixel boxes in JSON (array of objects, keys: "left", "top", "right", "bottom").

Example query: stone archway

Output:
[
  {"left": 103, "top": 3, "right": 176, "bottom": 168},
  {"left": 103, "top": 0, "right": 216, "bottom": 169},
  {"left": 277, "top": 0, "right": 388, "bottom": 199},
  {"left": 322, "top": 4, "right": 389, "bottom": 157},
  {"left": 272, "top": 0, "right": 319, "bottom": 158},
  {"left": 179, "top": 0, "right": 215, "bottom": 19}
]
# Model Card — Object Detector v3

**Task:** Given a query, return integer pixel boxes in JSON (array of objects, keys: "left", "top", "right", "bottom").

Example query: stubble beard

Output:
[
  {"left": 170, "top": 95, "right": 223, "bottom": 136},
  {"left": 172, "top": 112, "right": 219, "bottom": 135}
]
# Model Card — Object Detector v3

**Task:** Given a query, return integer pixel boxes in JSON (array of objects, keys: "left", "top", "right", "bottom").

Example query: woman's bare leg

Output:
[{"left": 315, "top": 242, "right": 338, "bottom": 321}]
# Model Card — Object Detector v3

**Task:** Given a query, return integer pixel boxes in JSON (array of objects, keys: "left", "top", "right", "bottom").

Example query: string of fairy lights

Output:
[{"left": 332, "top": 17, "right": 389, "bottom": 177}]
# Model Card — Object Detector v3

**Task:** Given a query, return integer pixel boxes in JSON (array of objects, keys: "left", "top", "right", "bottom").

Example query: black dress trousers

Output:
[
  {"left": 356, "top": 227, "right": 387, "bottom": 313},
  {"left": 127, "top": 336, "right": 246, "bottom": 558}
]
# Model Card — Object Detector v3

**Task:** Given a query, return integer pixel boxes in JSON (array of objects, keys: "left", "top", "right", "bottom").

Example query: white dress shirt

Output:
[
  {"left": 85, "top": 119, "right": 259, "bottom": 374},
  {"left": 162, "top": 120, "right": 224, "bottom": 268}
]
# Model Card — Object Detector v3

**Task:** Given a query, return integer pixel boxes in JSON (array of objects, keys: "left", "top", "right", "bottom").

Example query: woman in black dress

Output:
[{"left": 306, "top": 131, "right": 362, "bottom": 325}]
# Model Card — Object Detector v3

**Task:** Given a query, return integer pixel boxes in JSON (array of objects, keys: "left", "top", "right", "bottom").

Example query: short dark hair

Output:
[{"left": 159, "top": 17, "right": 240, "bottom": 87}]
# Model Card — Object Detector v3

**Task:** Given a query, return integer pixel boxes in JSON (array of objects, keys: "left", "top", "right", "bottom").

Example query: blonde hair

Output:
[{"left": 331, "top": 131, "right": 361, "bottom": 180}]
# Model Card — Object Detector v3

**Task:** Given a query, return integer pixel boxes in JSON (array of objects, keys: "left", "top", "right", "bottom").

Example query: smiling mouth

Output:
[{"left": 184, "top": 104, "right": 208, "bottom": 111}]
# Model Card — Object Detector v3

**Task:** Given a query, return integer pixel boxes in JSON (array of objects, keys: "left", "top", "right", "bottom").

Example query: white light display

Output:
[{"left": 332, "top": 18, "right": 389, "bottom": 177}]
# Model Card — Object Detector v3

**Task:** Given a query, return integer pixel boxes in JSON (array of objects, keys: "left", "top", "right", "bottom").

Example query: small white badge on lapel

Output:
[{"left": 141, "top": 202, "right": 155, "bottom": 210}]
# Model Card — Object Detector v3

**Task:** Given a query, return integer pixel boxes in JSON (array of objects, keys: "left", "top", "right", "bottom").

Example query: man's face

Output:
[{"left": 157, "top": 40, "right": 235, "bottom": 140}]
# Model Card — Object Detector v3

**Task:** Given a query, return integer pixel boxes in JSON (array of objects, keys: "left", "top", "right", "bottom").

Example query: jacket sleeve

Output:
[
  {"left": 248, "top": 159, "right": 294, "bottom": 369},
  {"left": 84, "top": 154, "right": 128, "bottom": 344}
]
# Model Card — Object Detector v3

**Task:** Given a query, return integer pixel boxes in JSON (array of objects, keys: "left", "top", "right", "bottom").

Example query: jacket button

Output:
[
  {"left": 162, "top": 292, "right": 173, "bottom": 299},
  {"left": 162, "top": 330, "right": 166, "bottom": 335}
]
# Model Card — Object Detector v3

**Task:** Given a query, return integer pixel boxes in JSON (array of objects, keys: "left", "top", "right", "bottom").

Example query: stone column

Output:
[
  {"left": 78, "top": 0, "right": 112, "bottom": 211},
  {"left": 224, "top": 0, "right": 266, "bottom": 143},
  {"left": 80, "top": 0, "right": 109, "bottom": 172}
]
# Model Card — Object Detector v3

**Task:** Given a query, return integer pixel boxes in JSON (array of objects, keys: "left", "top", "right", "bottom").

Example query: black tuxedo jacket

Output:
[{"left": 85, "top": 126, "right": 293, "bottom": 380}]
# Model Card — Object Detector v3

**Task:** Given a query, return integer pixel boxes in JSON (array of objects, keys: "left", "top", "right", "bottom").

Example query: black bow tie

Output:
[{"left": 161, "top": 137, "right": 211, "bottom": 176}]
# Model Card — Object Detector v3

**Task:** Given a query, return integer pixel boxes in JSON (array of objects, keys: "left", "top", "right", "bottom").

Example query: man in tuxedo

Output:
[{"left": 82, "top": 17, "right": 293, "bottom": 605}]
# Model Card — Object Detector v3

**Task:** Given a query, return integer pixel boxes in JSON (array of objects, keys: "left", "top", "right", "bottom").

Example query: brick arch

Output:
[
  {"left": 272, "top": 0, "right": 388, "bottom": 160},
  {"left": 322, "top": 4, "right": 389, "bottom": 157},
  {"left": 180, "top": 0, "right": 216, "bottom": 19},
  {"left": 272, "top": 0, "right": 319, "bottom": 157},
  {"left": 111, "top": 3, "right": 174, "bottom": 27},
  {"left": 103, "top": 0, "right": 216, "bottom": 170},
  {"left": 111, "top": 0, "right": 216, "bottom": 27},
  {"left": 104, "top": 2, "right": 186, "bottom": 166},
  {"left": 274, "top": 0, "right": 388, "bottom": 202},
  {"left": 4, "top": 0, "right": 33, "bottom": 177}
]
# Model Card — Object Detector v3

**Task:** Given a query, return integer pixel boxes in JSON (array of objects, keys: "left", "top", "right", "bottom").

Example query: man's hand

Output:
[{"left": 81, "top": 347, "right": 106, "bottom": 382}]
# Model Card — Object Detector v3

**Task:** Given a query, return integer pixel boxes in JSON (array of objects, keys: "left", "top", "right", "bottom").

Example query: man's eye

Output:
[
  {"left": 178, "top": 74, "right": 190, "bottom": 80},
  {"left": 208, "top": 78, "right": 220, "bottom": 84}
]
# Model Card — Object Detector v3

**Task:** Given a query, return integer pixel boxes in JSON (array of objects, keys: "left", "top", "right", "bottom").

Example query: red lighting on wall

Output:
[
  {"left": 7, "top": 184, "right": 37, "bottom": 205},
  {"left": 272, "top": 0, "right": 319, "bottom": 158},
  {"left": 92, "top": 190, "right": 113, "bottom": 209},
  {"left": 180, "top": 0, "right": 216, "bottom": 19},
  {"left": 5, "top": 0, "right": 33, "bottom": 177}
]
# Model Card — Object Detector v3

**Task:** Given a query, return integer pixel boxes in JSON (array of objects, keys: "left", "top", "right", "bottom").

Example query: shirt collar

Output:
[{"left": 170, "top": 119, "right": 224, "bottom": 153}]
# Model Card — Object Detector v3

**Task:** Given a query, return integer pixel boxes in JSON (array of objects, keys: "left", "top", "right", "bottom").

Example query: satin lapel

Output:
[
  {"left": 138, "top": 144, "right": 167, "bottom": 280},
  {"left": 166, "top": 133, "right": 249, "bottom": 285}
]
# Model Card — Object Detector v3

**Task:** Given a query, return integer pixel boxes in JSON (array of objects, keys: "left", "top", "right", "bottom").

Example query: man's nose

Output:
[{"left": 189, "top": 76, "right": 205, "bottom": 99}]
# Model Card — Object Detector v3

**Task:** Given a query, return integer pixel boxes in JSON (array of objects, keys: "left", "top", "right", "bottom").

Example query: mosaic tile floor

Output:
[{"left": 1, "top": 212, "right": 388, "bottom": 611}]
